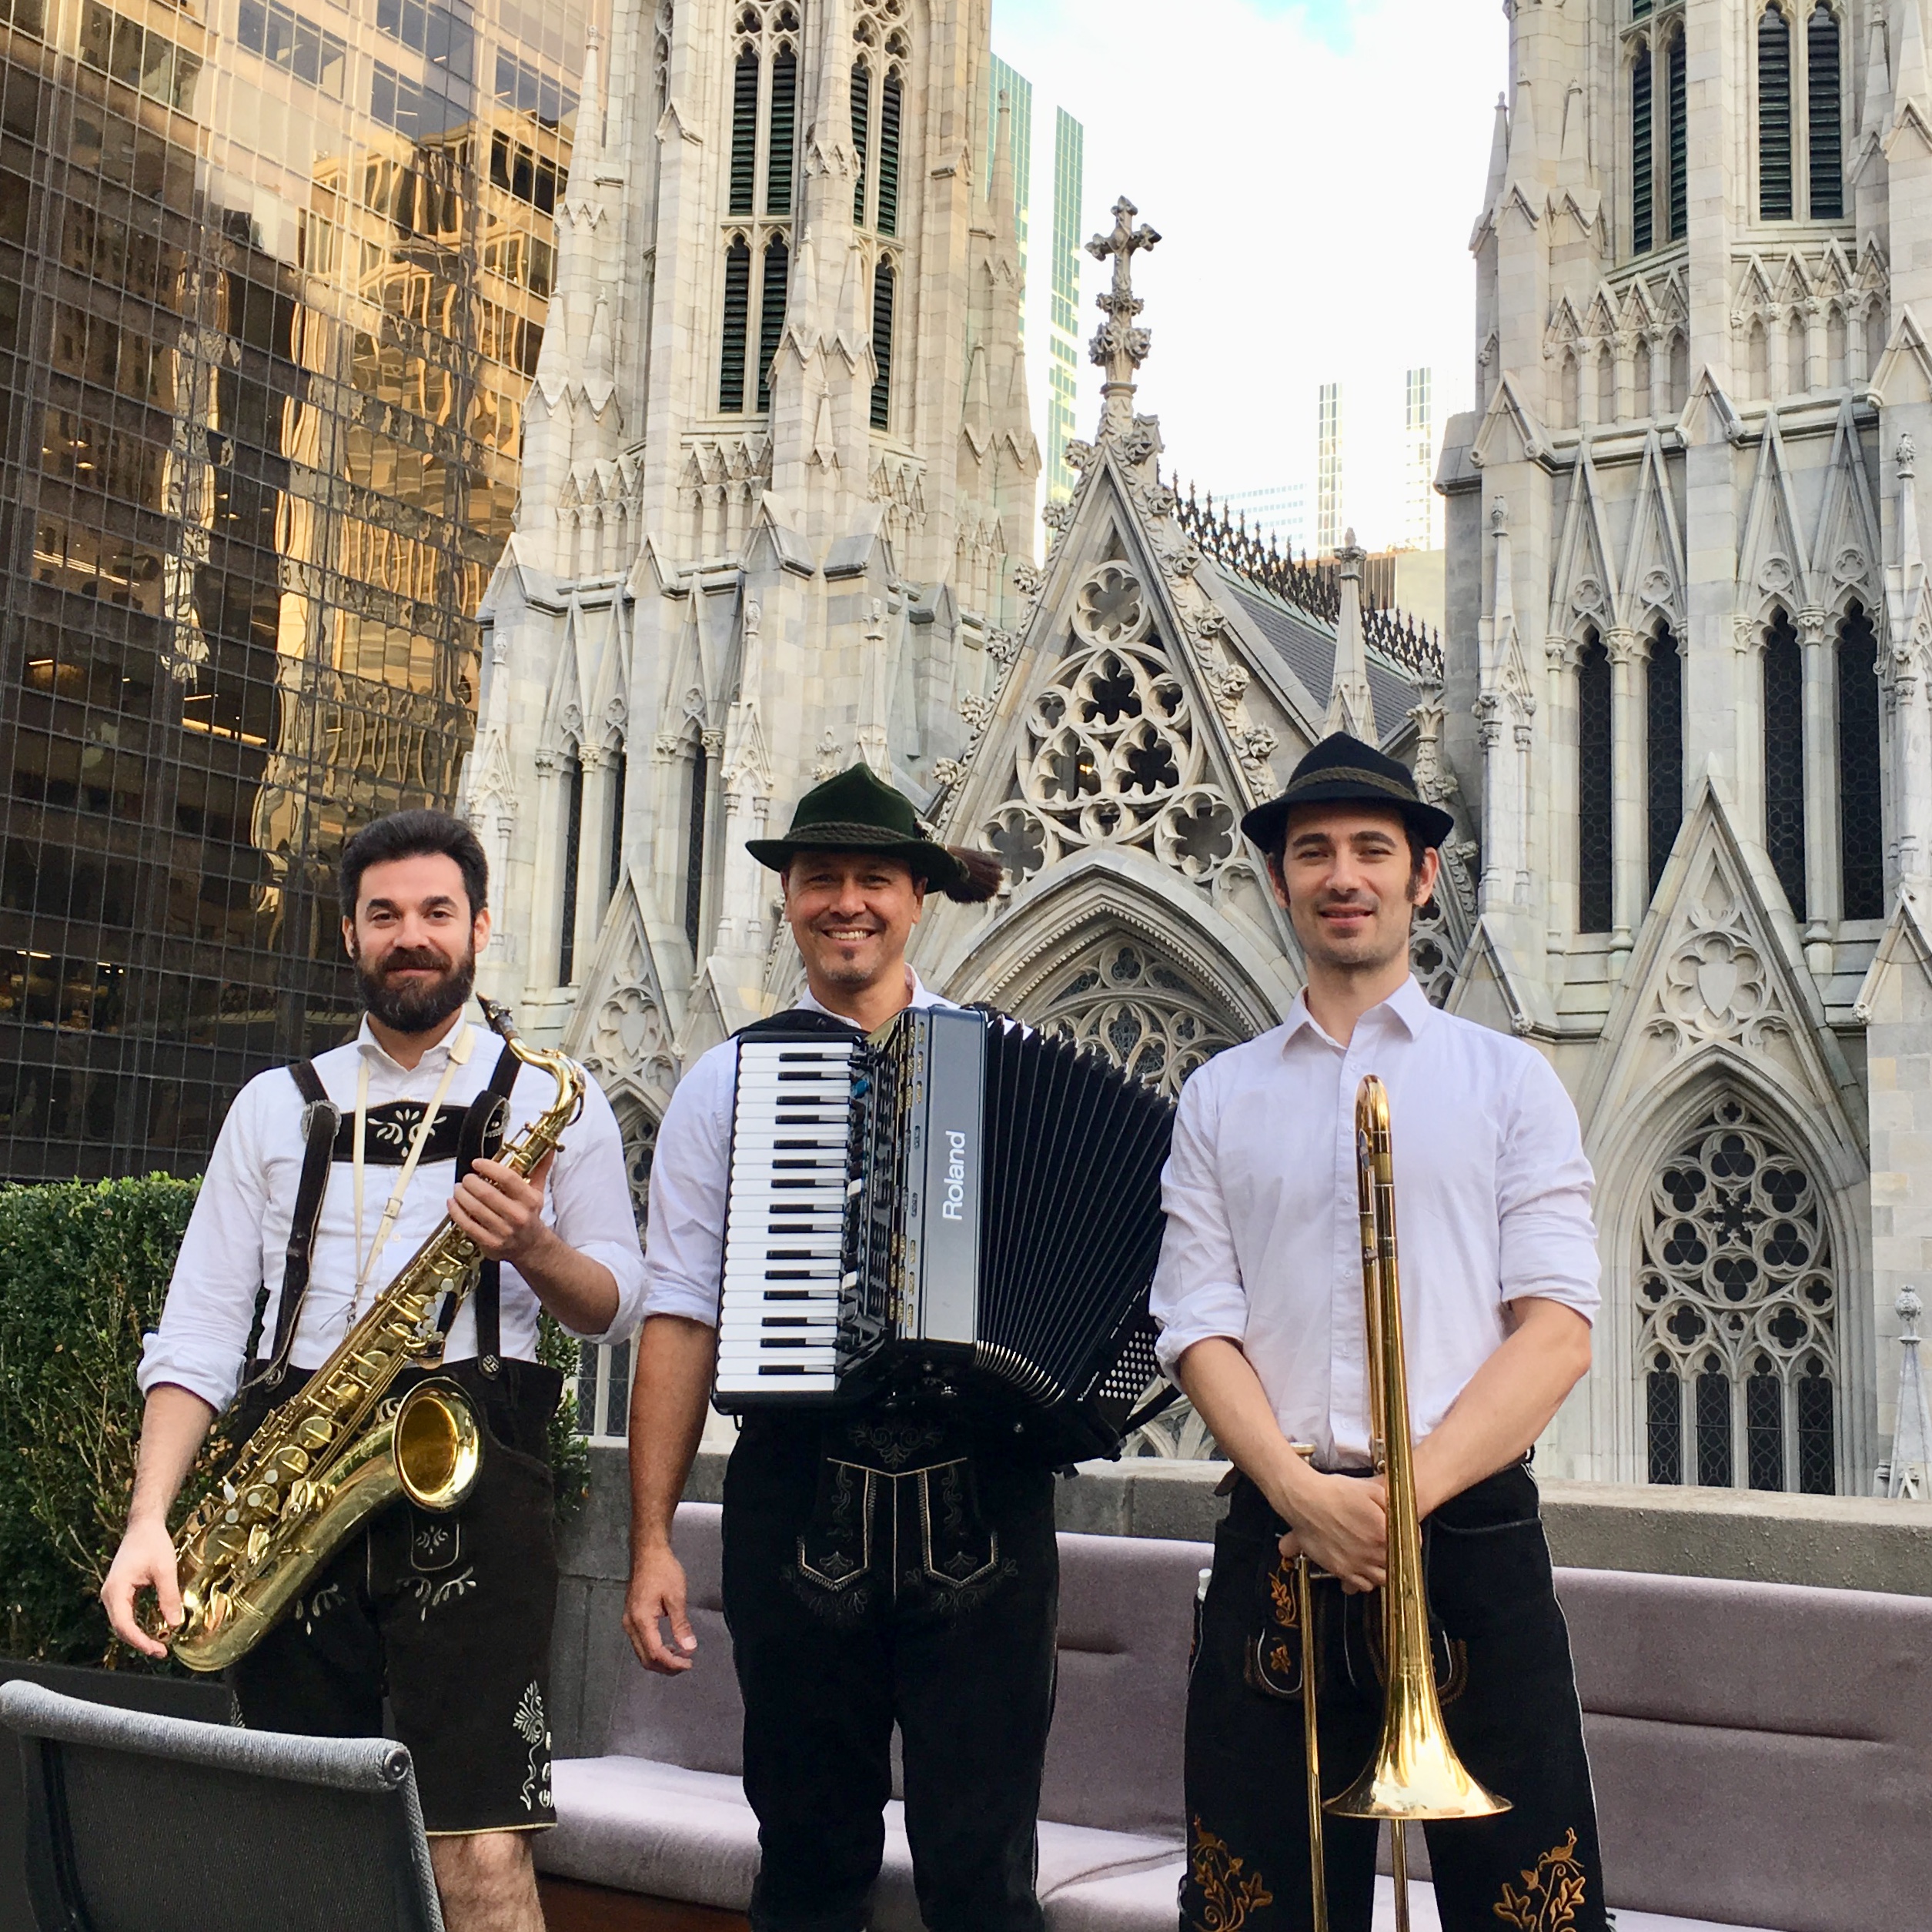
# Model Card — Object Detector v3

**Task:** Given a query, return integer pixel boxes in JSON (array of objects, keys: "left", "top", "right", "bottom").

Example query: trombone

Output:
[{"left": 1293, "top": 1075, "right": 1509, "bottom": 1932}]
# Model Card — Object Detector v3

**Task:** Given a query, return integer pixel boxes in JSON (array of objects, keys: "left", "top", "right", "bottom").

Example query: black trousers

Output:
[
  {"left": 1181, "top": 1465, "right": 1608, "bottom": 1932},
  {"left": 226, "top": 1359, "right": 562, "bottom": 1836},
  {"left": 721, "top": 1410, "right": 1059, "bottom": 1932}
]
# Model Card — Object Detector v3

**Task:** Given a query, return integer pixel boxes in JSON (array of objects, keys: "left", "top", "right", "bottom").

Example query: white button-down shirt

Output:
[
  {"left": 139, "top": 1014, "right": 648, "bottom": 1412},
  {"left": 640, "top": 972, "right": 956, "bottom": 1329},
  {"left": 1148, "top": 975, "right": 1599, "bottom": 1468}
]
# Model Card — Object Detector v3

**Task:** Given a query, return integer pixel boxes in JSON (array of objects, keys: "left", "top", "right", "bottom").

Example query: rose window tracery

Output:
[
  {"left": 1021, "top": 936, "right": 1242, "bottom": 1098},
  {"left": 989, "top": 563, "right": 1240, "bottom": 890},
  {"left": 1636, "top": 1097, "right": 1837, "bottom": 1495}
]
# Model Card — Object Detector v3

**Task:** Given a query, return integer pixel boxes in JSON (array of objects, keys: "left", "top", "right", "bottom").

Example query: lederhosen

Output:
[
  {"left": 223, "top": 1039, "right": 566, "bottom": 1837},
  {"left": 720, "top": 1011, "right": 1059, "bottom": 1932},
  {"left": 1180, "top": 1462, "right": 1609, "bottom": 1932}
]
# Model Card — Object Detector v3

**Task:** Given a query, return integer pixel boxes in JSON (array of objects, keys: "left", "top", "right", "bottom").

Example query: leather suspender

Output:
[
  {"left": 246, "top": 1061, "right": 339, "bottom": 1392},
  {"left": 447, "top": 1038, "right": 523, "bottom": 1378},
  {"left": 256, "top": 1038, "right": 521, "bottom": 1395}
]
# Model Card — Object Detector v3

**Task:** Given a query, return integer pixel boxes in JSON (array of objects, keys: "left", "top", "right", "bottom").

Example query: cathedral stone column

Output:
[
  {"left": 1607, "top": 628, "right": 1645, "bottom": 968},
  {"left": 574, "top": 744, "right": 619, "bottom": 971},
  {"left": 524, "top": 749, "right": 564, "bottom": 999},
  {"left": 1800, "top": 606, "right": 1837, "bottom": 971}
]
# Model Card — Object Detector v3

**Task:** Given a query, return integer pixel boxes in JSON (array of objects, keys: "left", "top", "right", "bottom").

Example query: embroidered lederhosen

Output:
[
  {"left": 222, "top": 1038, "right": 564, "bottom": 1837},
  {"left": 1179, "top": 1464, "right": 1609, "bottom": 1932}
]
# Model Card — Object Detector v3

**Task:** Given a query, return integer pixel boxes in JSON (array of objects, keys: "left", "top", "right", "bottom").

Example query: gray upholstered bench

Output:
[{"left": 536, "top": 1502, "right": 1932, "bottom": 1932}]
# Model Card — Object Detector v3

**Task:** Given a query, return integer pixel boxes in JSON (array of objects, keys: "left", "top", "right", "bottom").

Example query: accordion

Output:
[{"left": 715, "top": 1006, "right": 1175, "bottom": 1459}]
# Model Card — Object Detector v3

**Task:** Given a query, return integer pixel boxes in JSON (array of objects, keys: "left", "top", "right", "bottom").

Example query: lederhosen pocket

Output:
[{"left": 914, "top": 1456, "right": 1001, "bottom": 1590}]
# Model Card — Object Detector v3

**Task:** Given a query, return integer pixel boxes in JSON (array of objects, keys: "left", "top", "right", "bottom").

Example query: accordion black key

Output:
[{"left": 715, "top": 1005, "right": 1175, "bottom": 1459}]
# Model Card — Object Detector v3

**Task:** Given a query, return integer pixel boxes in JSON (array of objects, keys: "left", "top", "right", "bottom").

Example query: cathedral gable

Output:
[
  {"left": 1616, "top": 432, "right": 1687, "bottom": 636},
  {"left": 561, "top": 864, "right": 683, "bottom": 1114},
  {"left": 1736, "top": 421, "right": 1813, "bottom": 617},
  {"left": 1548, "top": 451, "right": 1620, "bottom": 640},
  {"left": 1577, "top": 780, "right": 1863, "bottom": 1162},
  {"left": 1807, "top": 400, "right": 1884, "bottom": 617}
]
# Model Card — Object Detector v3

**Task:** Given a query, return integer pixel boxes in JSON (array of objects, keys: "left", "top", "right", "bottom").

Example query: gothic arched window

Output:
[
  {"left": 1638, "top": 1095, "right": 1838, "bottom": 1493},
  {"left": 1807, "top": 2, "right": 1842, "bottom": 220},
  {"left": 1758, "top": 4, "right": 1793, "bottom": 220},
  {"left": 1666, "top": 29, "right": 1687, "bottom": 241},
  {"left": 718, "top": 236, "right": 750, "bottom": 411},
  {"left": 1630, "top": 43, "right": 1653, "bottom": 256},
  {"left": 1646, "top": 624, "right": 1683, "bottom": 897},
  {"left": 766, "top": 45, "right": 797, "bottom": 214},
  {"left": 558, "top": 749, "right": 584, "bottom": 983},
  {"left": 851, "top": 62, "right": 870, "bottom": 224},
  {"left": 684, "top": 738, "right": 709, "bottom": 956},
  {"left": 1836, "top": 601, "right": 1883, "bottom": 918},
  {"left": 1578, "top": 630, "right": 1613, "bottom": 934},
  {"left": 877, "top": 72, "right": 902, "bottom": 236},
  {"left": 606, "top": 747, "right": 627, "bottom": 901},
  {"left": 728, "top": 45, "right": 758, "bottom": 215},
  {"left": 756, "top": 236, "right": 789, "bottom": 411},
  {"left": 1762, "top": 611, "right": 1806, "bottom": 917},
  {"left": 869, "top": 258, "right": 895, "bottom": 430},
  {"left": 1023, "top": 935, "right": 1242, "bottom": 1098}
]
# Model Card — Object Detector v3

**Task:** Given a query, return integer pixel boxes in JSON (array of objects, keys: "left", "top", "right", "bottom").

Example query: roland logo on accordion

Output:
[{"left": 714, "top": 1003, "right": 1178, "bottom": 1462}]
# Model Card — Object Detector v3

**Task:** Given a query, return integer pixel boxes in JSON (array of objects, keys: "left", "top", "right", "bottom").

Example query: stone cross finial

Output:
[{"left": 1086, "top": 196, "right": 1160, "bottom": 433}]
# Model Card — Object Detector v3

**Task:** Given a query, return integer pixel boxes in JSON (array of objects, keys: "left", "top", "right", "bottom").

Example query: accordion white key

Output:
[{"left": 714, "top": 1006, "right": 1175, "bottom": 1459}]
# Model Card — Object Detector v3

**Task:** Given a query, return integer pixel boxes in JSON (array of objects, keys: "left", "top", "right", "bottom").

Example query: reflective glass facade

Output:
[{"left": 0, "top": 0, "right": 585, "bottom": 1177}]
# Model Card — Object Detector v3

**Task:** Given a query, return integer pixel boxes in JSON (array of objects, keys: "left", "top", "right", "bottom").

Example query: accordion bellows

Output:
[{"left": 716, "top": 1006, "right": 1175, "bottom": 1459}]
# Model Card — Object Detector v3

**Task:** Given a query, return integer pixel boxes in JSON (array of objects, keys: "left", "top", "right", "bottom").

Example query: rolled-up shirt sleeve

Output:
[
  {"left": 138, "top": 1073, "right": 279, "bottom": 1412},
  {"left": 638, "top": 1042, "right": 737, "bottom": 1329},
  {"left": 1149, "top": 1068, "right": 1252, "bottom": 1377},
  {"left": 1496, "top": 1049, "right": 1601, "bottom": 1322},
  {"left": 543, "top": 1073, "right": 650, "bottom": 1344}
]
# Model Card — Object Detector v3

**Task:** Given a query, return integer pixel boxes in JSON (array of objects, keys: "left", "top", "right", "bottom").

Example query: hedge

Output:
[{"left": 0, "top": 1175, "right": 590, "bottom": 1666}]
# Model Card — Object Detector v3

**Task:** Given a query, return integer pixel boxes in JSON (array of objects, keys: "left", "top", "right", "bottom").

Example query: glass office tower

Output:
[{"left": 0, "top": 0, "right": 585, "bottom": 1177}]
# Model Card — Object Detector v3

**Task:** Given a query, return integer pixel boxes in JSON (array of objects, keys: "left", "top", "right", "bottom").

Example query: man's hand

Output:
[
  {"left": 450, "top": 1151, "right": 556, "bottom": 1267},
  {"left": 1275, "top": 1471, "right": 1389, "bottom": 1595},
  {"left": 624, "top": 1542, "right": 699, "bottom": 1675},
  {"left": 101, "top": 1516, "right": 183, "bottom": 1659}
]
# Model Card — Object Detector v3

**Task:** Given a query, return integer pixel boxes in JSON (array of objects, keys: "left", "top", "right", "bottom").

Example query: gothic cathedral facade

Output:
[
  {"left": 466, "top": 0, "right": 1925, "bottom": 1497},
  {"left": 1442, "top": 0, "right": 1932, "bottom": 1492}
]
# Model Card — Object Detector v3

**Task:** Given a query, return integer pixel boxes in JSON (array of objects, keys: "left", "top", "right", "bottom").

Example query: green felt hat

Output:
[{"left": 746, "top": 764, "right": 1000, "bottom": 904}]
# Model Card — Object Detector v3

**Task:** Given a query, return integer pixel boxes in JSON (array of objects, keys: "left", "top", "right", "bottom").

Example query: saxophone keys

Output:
[
  {"left": 298, "top": 1416, "right": 333, "bottom": 1449},
  {"left": 272, "top": 1446, "right": 310, "bottom": 1479}
]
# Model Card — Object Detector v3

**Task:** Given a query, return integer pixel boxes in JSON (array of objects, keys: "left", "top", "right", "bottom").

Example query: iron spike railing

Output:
[{"left": 1175, "top": 481, "right": 1445, "bottom": 684}]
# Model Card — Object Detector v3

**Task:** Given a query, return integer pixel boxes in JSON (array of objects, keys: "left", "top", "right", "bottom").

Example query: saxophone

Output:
[{"left": 154, "top": 999, "right": 586, "bottom": 1673}]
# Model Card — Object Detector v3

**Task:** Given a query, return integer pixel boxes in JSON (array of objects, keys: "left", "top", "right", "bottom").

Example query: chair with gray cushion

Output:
[
  {"left": 0, "top": 1680, "right": 443, "bottom": 1932},
  {"left": 540, "top": 1507, "right": 1932, "bottom": 1932}
]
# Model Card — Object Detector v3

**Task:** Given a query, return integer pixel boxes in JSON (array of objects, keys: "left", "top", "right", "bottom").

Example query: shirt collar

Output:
[
  {"left": 797, "top": 968, "right": 934, "bottom": 1021},
  {"left": 355, "top": 1013, "right": 476, "bottom": 1075},
  {"left": 1280, "top": 974, "right": 1432, "bottom": 1051}
]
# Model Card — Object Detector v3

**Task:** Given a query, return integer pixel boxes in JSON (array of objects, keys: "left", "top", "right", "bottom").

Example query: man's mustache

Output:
[{"left": 378, "top": 946, "right": 454, "bottom": 974}]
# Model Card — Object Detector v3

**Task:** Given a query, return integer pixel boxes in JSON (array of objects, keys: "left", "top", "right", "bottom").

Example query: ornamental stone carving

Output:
[
  {"left": 583, "top": 983, "right": 675, "bottom": 1095},
  {"left": 1650, "top": 898, "right": 1785, "bottom": 1051},
  {"left": 1024, "top": 936, "right": 1238, "bottom": 1098}
]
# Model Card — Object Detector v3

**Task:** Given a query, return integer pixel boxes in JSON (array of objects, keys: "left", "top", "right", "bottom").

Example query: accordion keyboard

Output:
[{"left": 716, "top": 1036, "right": 862, "bottom": 1397}]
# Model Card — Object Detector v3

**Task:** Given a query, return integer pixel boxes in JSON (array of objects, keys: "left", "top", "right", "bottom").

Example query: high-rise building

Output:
[
  {"left": 0, "top": 0, "right": 590, "bottom": 1178},
  {"left": 1402, "top": 365, "right": 1436, "bottom": 550},
  {"left": 1044, "top": 106, "right": 1083, "bottom": 503},
  {"left": 1219, "top": 482, "right": 1309, "bottom": 560},
  {"left": 1315, "top": 379, "right": 1342, "bottom": 553}
]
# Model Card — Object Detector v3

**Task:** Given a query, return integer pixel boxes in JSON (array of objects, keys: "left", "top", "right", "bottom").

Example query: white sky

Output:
[{"left": 991, "top": 0, "right": 1509, "bottom": 551}]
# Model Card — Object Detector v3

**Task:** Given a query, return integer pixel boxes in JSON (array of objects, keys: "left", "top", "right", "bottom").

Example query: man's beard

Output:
[{"left": 355, "top": 942, "right": 476, "bottom": 1034}]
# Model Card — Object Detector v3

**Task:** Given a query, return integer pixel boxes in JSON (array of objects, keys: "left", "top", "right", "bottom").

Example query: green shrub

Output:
[
  {"left": 0, "top": 1177, "right": 592, "bottom": 1666},
  {"left": 0, "top": 1176, "right": 200, "bottom": 1665}
]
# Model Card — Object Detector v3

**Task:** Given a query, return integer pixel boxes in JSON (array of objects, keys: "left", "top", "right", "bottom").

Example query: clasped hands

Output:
[{"left": 1271, "top": 1456, "right": 1450, "bottom": 1595}]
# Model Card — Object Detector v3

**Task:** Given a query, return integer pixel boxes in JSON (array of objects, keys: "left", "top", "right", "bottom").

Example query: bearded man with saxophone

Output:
[
  {"left": 1152, "top": 735, "right": 1609, "bottom": 1932},
  {"left": 102, "top": 810, "right": 647, "bottom": 1932}
]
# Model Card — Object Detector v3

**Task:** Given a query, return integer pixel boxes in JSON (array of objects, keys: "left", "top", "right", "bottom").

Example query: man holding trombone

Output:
[{"left": 1152, "top": 734, "right": 1608, "bottom": 1931}]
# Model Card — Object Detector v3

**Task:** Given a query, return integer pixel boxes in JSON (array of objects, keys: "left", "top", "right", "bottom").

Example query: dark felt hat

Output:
[
  {"left": 1240, "top": 731, "right": 1455, "bottom": 856},
  {"left": 746, "top": 763, "right": 1000, "bottom": 904}
]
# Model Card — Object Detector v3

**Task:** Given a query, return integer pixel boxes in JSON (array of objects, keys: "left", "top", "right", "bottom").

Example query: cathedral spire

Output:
[
  {"left": 1325, "top": 530, "right": 1377, "bottom": 741},
  {"left": 1893, "top": 0, "right": 1932, "bottom": 135},
  {"left": 1086, "top": 196, "right": 1160, "bottom": 437},
  {"left": 1502, "top": 78, "right": 1540, "bottom": 210},
  {"left": 1482, "top": 91, "right": 1509, "bottom": 215}
]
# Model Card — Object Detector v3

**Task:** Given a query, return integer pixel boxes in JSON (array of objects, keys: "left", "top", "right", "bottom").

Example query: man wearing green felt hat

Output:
[{"left": 620, "top": 765, "right": 1065, "bottom": 1932}]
